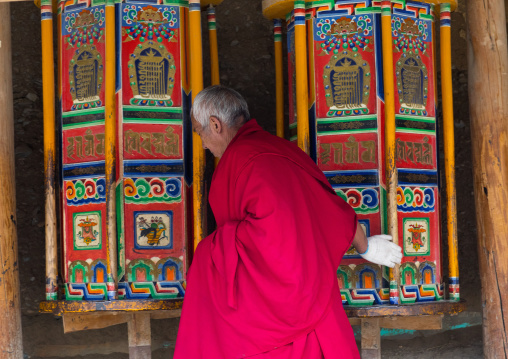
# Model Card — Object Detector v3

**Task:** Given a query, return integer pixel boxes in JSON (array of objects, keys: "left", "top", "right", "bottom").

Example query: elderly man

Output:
[{"left": 174, "top": 86, "right": 402, "bottom": 358}]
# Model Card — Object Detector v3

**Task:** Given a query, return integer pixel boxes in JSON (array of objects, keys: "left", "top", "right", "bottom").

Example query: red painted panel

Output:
[
  {"left": 123, "top": 123, "right": 183, "bottom": 160},
  {"left": 62, "top": 125, "right": 105, "bottom": 164},
  {"left": 317, "top": 132, "right": 378, "bottom": 171},
  {"left": 395, "top": 132, "right": 436, "bottom": 170}
]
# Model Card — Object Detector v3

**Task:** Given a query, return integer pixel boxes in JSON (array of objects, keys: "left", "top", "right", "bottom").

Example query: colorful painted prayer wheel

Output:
[
  {"left": 42, "top": 0, "right": 222, "bottom": 301},
  {"left": 263, "top": 0, "right": 459, "bottom": 305}
]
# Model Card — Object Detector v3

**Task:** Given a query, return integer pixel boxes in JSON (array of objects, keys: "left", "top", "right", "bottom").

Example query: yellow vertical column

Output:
[
  {"left": 41, "top": 0, "right": 58, "bottom": 301},
  {"left": 208, "top": 5, "right": 220, "bottom": 86},
  {"left": 381, "top": 0, "right": 400, "bottom": 305},
  {"left": 105, "top": 0, "right": 117, "bottom": 300},
  {"left": 294, "top": 0, "right": 309, "bottom": 154},
  {"left": 306, "top": 10, "right": 315, "bottom": 118},
  {"left": 440, "top": 2, "right": 459, "bottom": 301},
  {"left": 274, "top": 19, "right": 284, "bottom": 138},
  {"left": 189, "top": 0, "right": 206, "bottom": 250},
  {"left": 207, "top": 5, "right": 221, "bottom": 168}
]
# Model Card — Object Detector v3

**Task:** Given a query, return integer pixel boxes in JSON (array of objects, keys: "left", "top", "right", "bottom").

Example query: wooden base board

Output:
[{"left": 63, "top": 310, "right": 181, "bottom": 333}]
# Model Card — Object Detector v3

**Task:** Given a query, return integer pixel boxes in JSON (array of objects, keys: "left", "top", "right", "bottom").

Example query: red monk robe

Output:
[{"left": 174, "top": 120, "right": 360, "bottom": 358}]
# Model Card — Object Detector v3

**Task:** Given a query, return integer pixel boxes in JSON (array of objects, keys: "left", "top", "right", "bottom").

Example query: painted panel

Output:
[
  {"left": 59, "top": 1, "right": 189, "bottom": 301},
  {"left": 60, "top": 1, "right": 108, "bottom": 300},
  {"left": 118, "top": 2, "right": 189, "bottom": 300},
  {"left": 313, "top": 13, "right": 377, "bottom": 118},
  {"left": 301, "top": 1, "right": 443, "bottom": 306}
]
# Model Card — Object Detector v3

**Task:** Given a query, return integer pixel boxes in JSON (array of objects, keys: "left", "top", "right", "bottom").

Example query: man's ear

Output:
[{"left": 209, "top": 116, "right": 222, "bottom": 134}]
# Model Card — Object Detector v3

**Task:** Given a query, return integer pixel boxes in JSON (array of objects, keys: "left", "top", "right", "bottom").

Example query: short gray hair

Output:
[{"left": 191, "top": 85, "right": 250, "bottom": 130}]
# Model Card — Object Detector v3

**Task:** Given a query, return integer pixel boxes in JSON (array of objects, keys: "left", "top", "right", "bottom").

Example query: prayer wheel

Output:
[
  {"left": 42, "top": 0, "right": 221, "bottom": 301},
  {"left": 263, "top": 0, "right": 459, "bottom": 306}
]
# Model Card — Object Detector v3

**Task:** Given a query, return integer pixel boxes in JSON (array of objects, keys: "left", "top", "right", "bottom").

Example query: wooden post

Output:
[
  {"left": 466, "top": 0, "right": 508, "bottom": 357},
  {"left": 189, "top": 0, "right": 206, "bottom": 250},
  {"left": 0, "top": 3, "right": 24, "bottom": 357},
  {"left": 294, "top": 0, "right": 309, "bottom": 154},
  {"left": 380, "top": 0, "right": 400, "bottom": 305},
  {"left": 274, "top": 19, "right": 284, "bottom": 139},
  {"left": 127, "top": 313, "right": 151, "bottom": 358},
  {"left": 361, "top": 318, "right": 381, "bottom": 359}
]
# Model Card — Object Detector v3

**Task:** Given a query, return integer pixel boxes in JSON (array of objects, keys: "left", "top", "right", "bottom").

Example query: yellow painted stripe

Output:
[
  {"left": 208, "top": 26, "right": 220, "bottom": 85},
  {"left": 440, "top": 23, "right": 459, "bottom": 290},
  {"left": 307, "top": 17, "right": 315, "bottom": 107},
  {"left": 42, "top": 16, "right": 58, "bottom": 299},
  {"left": 104, "top": 4, "right": 117, "bottom": 294},
  {"left": 381, "top": 7, "right": 400, "bottom": 302},
  {"left": 208, "top": 6, "right": 221, "bottom": 170},
  {"left": 274, "top": 28, "right": 284, "bottom": 138},
  {"left": 189, "top": 4, "right": 206, "bottom": 251},
  {"left": 295, "top": 14, "right": 309, "bottom": 154},
  {"left": 180, "top": 6, "right": 190, "bottom": 93}
]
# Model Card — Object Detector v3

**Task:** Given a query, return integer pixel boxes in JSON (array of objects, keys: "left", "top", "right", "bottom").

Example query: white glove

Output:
[{"left": 359, "top": 234, "right": 402, "bottom": 268}]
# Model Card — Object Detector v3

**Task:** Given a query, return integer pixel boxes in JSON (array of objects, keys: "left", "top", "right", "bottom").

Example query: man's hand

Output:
[{"left": 359, "top": 235, "right": 402, "bottom": 268}]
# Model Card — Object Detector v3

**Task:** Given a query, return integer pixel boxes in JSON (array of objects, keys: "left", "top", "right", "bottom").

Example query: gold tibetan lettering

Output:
[
  {"left": 361, "top": 140, "right": 376, "bottom": 163},
  {"left": 75, "top": 136, "right": 83, "bottom": 158},
  {"left": 320, "top": 143, "right": 331, "bottom": 165},
  {"left": 396, "top": 138, "right": 406, "bottom": 161},
  {"left": 67, "top": 137, "right": 75, "bottom": 160},
  {"left": 95, "top": 133, "right": 105, "bottom": 156},
  {"left": 84, "top": 129, "right": 95, "bottom": 157},
  {"left": 332, "top": 143, "right": 343, "bottom": 164},
  {"left": 152, "top": 132, "right": 164, "bottom": 154},
  {"left": 422, "top": 137, "right": 432, "bottom": 165},
  {"left": 140, "top": 132, "right": 152, "bottom": 155},
  {"left": 345, "top": 136, "right": 359, "bottom": 164},
  {"left": 125, "top": 130, "right": 140, "bottom": 154},
  {"left": 164, "top": 126, "right": 179, "bottom": 156},
  {"left": 414, "top": 142, "right": 423, "bottom": 164},
  {"left": 406, "top": 141, "right": 414, "bottom": 163}
]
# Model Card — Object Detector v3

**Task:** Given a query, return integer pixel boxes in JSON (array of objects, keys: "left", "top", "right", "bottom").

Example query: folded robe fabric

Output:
[{"left": 174, "top": 120, "right": 359, "bottom": 358}]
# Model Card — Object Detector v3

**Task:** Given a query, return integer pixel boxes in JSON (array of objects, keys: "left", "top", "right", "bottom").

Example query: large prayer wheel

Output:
[
  {"left": 41, "top": 0, "right": 222, "bottom": 302},
  {"left": 264, "top": 0, "right": 459, "bottom": 306}
]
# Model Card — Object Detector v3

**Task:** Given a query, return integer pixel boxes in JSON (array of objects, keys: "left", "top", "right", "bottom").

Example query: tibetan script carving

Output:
[
  {"left": 321, "top": 136, "right": 376, "bottom": 165},
  {"left": 67, "top": 131, "right": 105, "bottom": 160},
  {"left": 396, "top": 137, "right": 433, "bottom": 165},
  {"left": 125, "top": 126, "right": 180, "bottom": 157}
]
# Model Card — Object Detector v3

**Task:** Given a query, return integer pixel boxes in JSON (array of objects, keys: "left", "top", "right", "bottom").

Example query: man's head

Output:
[{"left": 191, "top": 85, "right": 250, "bottom": 158}]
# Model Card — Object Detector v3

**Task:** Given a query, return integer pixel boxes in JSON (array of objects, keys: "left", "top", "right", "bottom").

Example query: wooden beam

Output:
[
  {"left": 62, "top": 310, "right": 182, "bottom": 333},
  {"left": 344, "top": 300, "right": 466, "bottom": 317},
  {"left": 33, "top": 339, "right": 176, "bottom": 358},
  {"left": 466, "top": 0, "right": 508, "bottom": 357},
  {"left": 379, "top": 315, "right": 442, "bottom": 330},
  {"left": 128, "top": 312, "right": 151, "bottom": 359},
  {"left": 39, "top": 299, "right": 183, "bottom": 316},
  {"left": 350, "top": 315, "right": 442, "bottom": 330},
  {"left": 361, "top": 318, "right": 381, "bottom": 359},
  {"left": 0, "top": 3, "right": 24, "bottom": 357},
  {"left": 63, "top": 312, "right": 133, "bottom": 333}
]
